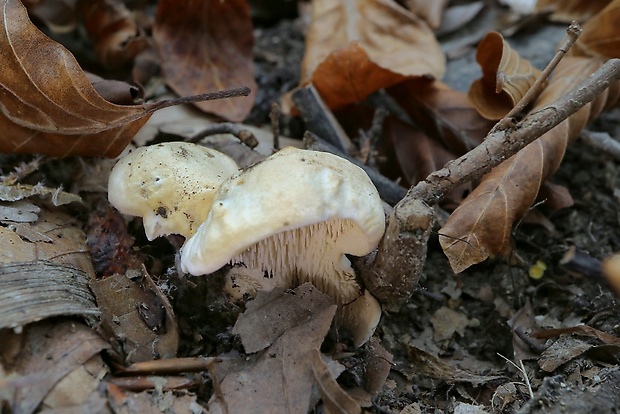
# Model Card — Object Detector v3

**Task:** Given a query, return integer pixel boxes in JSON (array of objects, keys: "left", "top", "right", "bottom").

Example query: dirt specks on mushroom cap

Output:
[{"left": 108, "top": 142, "right": 239, "bottom": 240}]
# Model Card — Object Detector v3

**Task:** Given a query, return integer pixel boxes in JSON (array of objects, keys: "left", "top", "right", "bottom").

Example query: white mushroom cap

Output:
[
  {"left": 180, "top": 146, "right": 386, "bottom": 305},
  {"left": 108, "top": 142, "right": 239, "bottom": 240}
]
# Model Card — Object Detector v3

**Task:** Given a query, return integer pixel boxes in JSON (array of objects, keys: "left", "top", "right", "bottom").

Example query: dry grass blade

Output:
[
  {"left": 440, "top": 57, "right": 620, "bottom": 273},
  {"left": 467, "top": 32, "right": 543, "bottom": 120}
]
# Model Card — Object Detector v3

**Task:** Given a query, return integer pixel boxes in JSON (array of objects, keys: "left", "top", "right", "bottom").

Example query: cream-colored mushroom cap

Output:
[
  {"left": 108, "top": 142, "right": 239, "bottom": 240},
  {"left": 180, "top": 146, "right": 385, "bottom": 305}
]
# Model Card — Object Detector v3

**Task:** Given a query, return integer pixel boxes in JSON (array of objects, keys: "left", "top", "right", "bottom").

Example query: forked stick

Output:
[{"left": 358, "top": 58, "right": 620, "bottom": 307}]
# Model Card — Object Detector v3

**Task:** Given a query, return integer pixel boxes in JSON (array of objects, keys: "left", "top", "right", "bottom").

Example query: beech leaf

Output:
[
  {"left": 535, "top": 0, "right": 610, "bottom": 24},
  {"left": 573, "top": 0, "right": 620, "bottom": 59},
  {"left": 153, "top": 0, "right": 257, "bottom": 122},
  {"left": 467, "top": 31, "right": 543, "bottom": 120},
  {"left": 301, "top": 0, "right": 445, "bottom": 110},
  {"left": 0, "top": 0, "right": 249, "bottom": 158},
  {"left": 440, "top": 56, "right": 620, "bottom": 273},
  {"left": 388, "top": 79, "right": 493, "bottom": 154}
]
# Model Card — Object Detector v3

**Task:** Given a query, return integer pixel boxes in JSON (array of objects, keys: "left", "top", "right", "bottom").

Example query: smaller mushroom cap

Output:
[
  {"left": 108, "top": 142, "right": 239, "bottom": 240},
  {"left": 181, "top": 146, "right": 385, "bottom": 304}
]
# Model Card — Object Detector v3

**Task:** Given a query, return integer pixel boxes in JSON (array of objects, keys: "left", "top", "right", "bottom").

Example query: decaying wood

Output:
[
  {"left": 293, "top": 84, "right": 355, "bottom": 153},
  {"left": 0, "top": 261, "right": 98, "bottom": 329},
  {"left": 360, "top": 58, "right": 620, "bottom": 307}
]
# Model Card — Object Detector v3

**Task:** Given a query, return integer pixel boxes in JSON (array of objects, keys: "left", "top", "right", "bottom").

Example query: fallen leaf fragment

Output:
[
  {"left": 301, "top": 0, "right": 444, "bottom": 110},
  {"left": 208, "top": 284, "right": 337, "bottom": 414},
  {"left": 23, "top": 0, "right": 78, "bottom": 33},
  {"left": 78, "top": 0, "right": 148, "bottom": 68},
  {"left": 40, "top": 354, "right": 110, "bottom": 413},
  {"left": 0, "top": 320, "right": 108, "bottom": 414},
  {"left": 233, "top": 283, "right": 336, "bottom": 354},
  {"left": 311, "top": 348, "right": 362, "bottom": 414},
  {"left": 0, "top": 207, "right": 94, "bottom": 273},
  {"left": 0, "top": 0, "right": 248, "bottom": 157},
  {"left": 535, "top": 0, "right": 610, "bottom": 23},
  {"left": 89, "top": 271, "right": 179, "bottom": 364},
  {"left": 388, "top": 79, "right": 492, "bottom": 155},
  {"left": 468, "top": 31, "right": 543, "bottom": 120},
  {"left": 153, "top": 0, "right": 257, "bottom": 122},
  {"left": 402, "top": 0, "right": 447, "bottom": 29},
  {"left": 572, "top": 0, "right": 620, "bottom": 58},
  {"left": 440, "top": 56, "right": 620, "bottom": 273},
  {"left": 383, "top": 116, "right": 471, "bottom": 208}
]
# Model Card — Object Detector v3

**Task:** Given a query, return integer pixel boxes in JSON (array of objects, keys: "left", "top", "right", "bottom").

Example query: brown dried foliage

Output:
[
  {"left": 153, "top": 0, "right": 257, "bottom": 122},
  {"left": 0, "top": 0, "right": 152, "bottom": 157},
  {"left": 440, "top": 56, "right": 620, "bottom": 272},
  {"left": 301, "top": 0, "right": 445, "bottom": 110},
  {"left": 388, "top": 79, "right": 493, "bottom": 155},
  {"left": 535, "top": 0, "right": 611, "bottom": 23},
  {"left": 467, "top": 32, "right": 543, "bottom": 120},
  {"left": 78, "top": 0, "right": 148, "bottom": 68}
]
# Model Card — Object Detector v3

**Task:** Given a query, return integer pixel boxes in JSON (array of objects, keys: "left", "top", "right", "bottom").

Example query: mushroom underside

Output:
[{"left": 227, "top": 218, "right": 370, "bottom": 304}]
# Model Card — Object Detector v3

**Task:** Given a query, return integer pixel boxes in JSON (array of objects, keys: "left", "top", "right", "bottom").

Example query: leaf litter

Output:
[{"left": 2, "top": 0, "right": 620, "bottom": 413}]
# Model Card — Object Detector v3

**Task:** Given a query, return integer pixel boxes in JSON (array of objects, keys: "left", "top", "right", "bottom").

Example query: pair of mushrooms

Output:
[{"left": 108, "top": 142, "right": 386, "bottom": 346}]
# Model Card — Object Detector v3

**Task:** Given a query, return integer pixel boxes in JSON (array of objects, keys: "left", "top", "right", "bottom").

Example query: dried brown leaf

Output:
[
  {"left": 402, "top": 0, "right": 447, "bottom": 29},
  {"left": 573, "top": 0, "right": 620, "bottom": 59},
  {"left": 440, "top": 56, "right": 620, "bottom": 273},
  {"left": 468, "top": 31, "right": 543, "bottom": 120},
  {"left": 89, "top": 271, "right": 179, "bottom": 364},
  {"left": 535, "top": 0, "right": 610, "bottom": 23},
  {"left": 0, "top": 320, "right": 108, "bottom": 414},
  {"left": 388, "top": 79, "right": 493, "bottom": 155},
  {"left": 78, "top": 0, "right": 148, "bottom": 68},
  {"left": 0, "top": 207, "right": 94, "bottom": 273},
  {"left": 301, "top": 0, "right": 444, "bottom": 110},
  {"left": 23, "top": 0, "right": 78, "bottom": 33},
  {"left": 207, "top": 284, "right": 337, "bottom": 414},
  {"left": 153, "top": 0, "right": 257, "bottom": 122},
  {"left": 232, "top": 284, "right": 335, "bottom": 354},
  {"left": 0, "top": 0, "right": 228, "bottom": 158},
  {"left": 311, "top": 349, "right": 362, "bottom": 414},
  {"left": 383, "top": 116, "right": 470, "bottom": 208}
]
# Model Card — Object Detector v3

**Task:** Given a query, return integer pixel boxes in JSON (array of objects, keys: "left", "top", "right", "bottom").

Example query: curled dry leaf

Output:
[
  {"left": 78, "top": 0, "right": 148, "bottom": 68},
  {"left": 0, "top": 0, "right": 245, "bottom": 158},
  {"left": 440, "top": 57, "right": 620, "bottom": 273},
  {"left": 301, "top": 0, "right": 444, "bottom": 110},
  {"left": 153, "top": 0, "right": 257, "bottom": 122},
  {"left": 468, "top": 31, "right": 543, "bottom": 120}
]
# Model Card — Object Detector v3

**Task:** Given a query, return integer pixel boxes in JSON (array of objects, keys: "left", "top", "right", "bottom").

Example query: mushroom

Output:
[
  {"left": 181, "top": 146, "right": 386, "bottom": 345},
  {"left": 108, "top": 142, "right": 239, "bottom": 240}
]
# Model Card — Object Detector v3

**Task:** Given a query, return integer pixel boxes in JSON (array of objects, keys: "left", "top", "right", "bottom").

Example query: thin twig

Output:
[
  {"left": 493, "top": 22, "right": 582, "bottom": 132},
  {"left": 497, "top": 354, "right": 534, "bottom": 400},
  {"left": 189, "top": 122, "right": 258, "bottom": 149},
  {"left": 270, "top": 102, "right": 281, "bottom": 150},
  {"left": 401, "top": 58, "right": 620, "bottom": 209},
  {"left": 145, "top": 86, "right": 251, "bottom": 113},
  {"left": 580, "top": 129, "right": 620, "bottom": 160}
]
